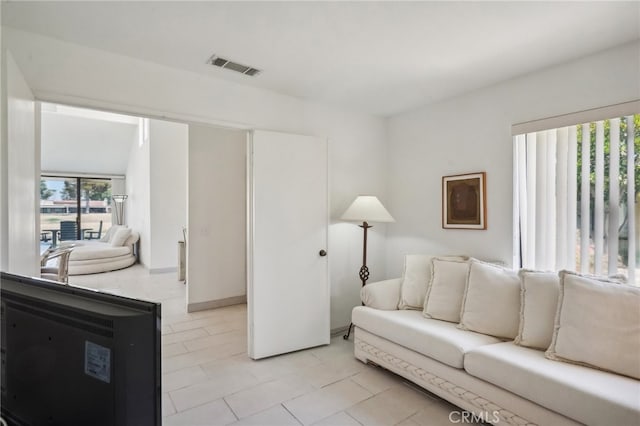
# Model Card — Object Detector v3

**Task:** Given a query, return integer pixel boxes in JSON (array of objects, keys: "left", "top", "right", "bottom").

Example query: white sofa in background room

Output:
[
  {"left": 351, "top": 256, "right": 640, "bottom": 426},
  {"left": 66, "top": 226, "right": 139, "bottom": 275}
]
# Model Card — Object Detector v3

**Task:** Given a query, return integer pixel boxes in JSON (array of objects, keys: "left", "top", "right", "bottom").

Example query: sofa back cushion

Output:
[
  {"left": 546, "top": 271, "right": 640, "bottom": 379},
  {"left": 398, "top": 255, "right": 433, "bottom": 310},
  {"left": 458, "top": 259, "right": 521, "bottom": 339},
  {"left": 422, "top": 257, "right": 469, "bottom": 322},
  {"left": 514, "top": 270, "right": 560, "bottom": 350}
]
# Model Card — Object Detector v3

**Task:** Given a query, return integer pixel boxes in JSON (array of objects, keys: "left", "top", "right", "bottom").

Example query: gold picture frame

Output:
[{"left": 442, "top": 172, "right": 486, "bottom": 230}]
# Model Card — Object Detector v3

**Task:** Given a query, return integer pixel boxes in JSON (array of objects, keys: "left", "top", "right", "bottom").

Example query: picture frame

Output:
[{"left": 442, "top": 172, "right": 486, "bottom": 230}]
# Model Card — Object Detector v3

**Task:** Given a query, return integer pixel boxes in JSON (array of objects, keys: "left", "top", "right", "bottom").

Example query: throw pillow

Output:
[
  {"left": 514, "top": 270, "right": 560, "bottom": 350},
  {"left": 110, "top": 228, "right": 132, "bottom": 247},
  {"left": 398, "top": 255, "right": 434, "bottom": 310},
  {"left": 546, "top": 270, "right": 640, "bottom": 380},
  {"left": 422, "top": 257, "right": 470, "bottom": 322},
  {"left": 100, "top": 225, "right": 122, "bottom": 243},
  {"left": 458, "top": 259, "right": 521, "bottom": 339},
  {"left": 99, "top": 227, "right": 113, "bottom": 242}
]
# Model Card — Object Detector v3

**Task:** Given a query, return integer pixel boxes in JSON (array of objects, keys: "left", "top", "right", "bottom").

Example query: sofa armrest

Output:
[{"left": 360, "top": 278, "right": 402, "bottom": 310}]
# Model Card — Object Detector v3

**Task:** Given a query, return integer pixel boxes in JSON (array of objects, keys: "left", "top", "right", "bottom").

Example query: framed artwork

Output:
[{"left": 442, "top": 172, "right": 486, "bottom": 230}]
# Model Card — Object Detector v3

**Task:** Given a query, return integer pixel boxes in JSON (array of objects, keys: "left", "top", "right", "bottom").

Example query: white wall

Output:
[
  {"left": 3, "top": 28, "right": 388, "bottom": 330},
  {"left": 125, "top": 122, "right": 150, "bottom": 266},
  {"left": 0, "top": 16, "right": 7, "bottom": 271},
  {"left": 149, "top": 119, "right": 187, "bottom": 271},
  {"left": 187, "top": 125, "right": 246, "bottom": 310},
  {"left": 2, "top": 51, "right": 38, "bottom": 275},
  {"left": 124, "top": 119, "right": 187, "bottom": 271},
  {"left": 385, "top": 41, "right": 640, "bottom": 277}
]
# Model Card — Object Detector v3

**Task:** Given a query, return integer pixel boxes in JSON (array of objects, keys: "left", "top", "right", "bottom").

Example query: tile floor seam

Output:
[
  {"left": 318, "top": 371, "right": 361, "bottom": 389},
  {"left": 161, "top": 366, "right": 209, "bottom": 393},
  {"left": 222, "top": 397, "right": 240, "bottom": 422},
  {"left": 281, "top": 403, "right": 304, "bottom": 426},
  {"left": 166, "top": 392, "right": 178, "bottom": 415},
  {"left": 393, "top": 410, "right": 420, "bottom": 426},
  {"left": 344, "top": 410, "right": 365, "bottom": 426},
  {"left": 221, "top": 376, "right": 281, "bottom": 400},
  {"left": 168, "top": 392, "right": 231, "bottom": 415},
  {"left": 348, "top": 375, "right": 380, "bottom": 396},
  {"left": 162, "top": 329, "right": 211, "bottom": 345}
]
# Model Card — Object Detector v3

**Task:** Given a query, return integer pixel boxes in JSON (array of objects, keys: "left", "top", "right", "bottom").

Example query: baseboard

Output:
[
  {"left": 149, "top": 267, "right": 177, "bottom": 274},
  {"left": 331, "top": 325, "right": 350, "bottom": 337},
  {"left": 187, "top": 295, "right": 247, "bottom": 312}
]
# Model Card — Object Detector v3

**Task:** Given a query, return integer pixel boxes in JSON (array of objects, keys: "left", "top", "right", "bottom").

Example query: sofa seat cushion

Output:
[
  {"left": 352, "top": 307, "right": 501, "bottom": 369},
  {"left": 465, "top": 342, "right": 640, "bottom": 426},
  {"left": 69, "top": 243, "right": 132, "bottom": 261}
]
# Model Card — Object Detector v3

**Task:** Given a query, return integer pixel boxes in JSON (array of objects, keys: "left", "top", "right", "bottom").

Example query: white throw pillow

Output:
[
  {"left": 514, "top": 270, "right": 559, "bottom": 350},
  {"left": 422, "top": 257, "right": 469, "bottom": 323},
  {"left": 398, "top": 255, "right": 434, "bottom": 310},
  {"left": 458, "top": 259, "right": 521, "bottom": 339},
  {"left": 110, "top": 228, "right": 132, "bottom": 247},
  {"left": 100, "top": 225, "right": 122, "bottom": 243},
  {"left": 546, "top": 271, "right": 640, "bottom": 380}
]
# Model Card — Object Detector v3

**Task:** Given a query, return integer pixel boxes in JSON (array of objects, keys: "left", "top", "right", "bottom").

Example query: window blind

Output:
[{"left": 514, "top": 115, "right": 638, "bottom": 284}]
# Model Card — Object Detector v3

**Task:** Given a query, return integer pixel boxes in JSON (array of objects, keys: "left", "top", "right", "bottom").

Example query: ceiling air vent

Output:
[{"left": 207, "top": 55, "right": 261, "bottom": 77}]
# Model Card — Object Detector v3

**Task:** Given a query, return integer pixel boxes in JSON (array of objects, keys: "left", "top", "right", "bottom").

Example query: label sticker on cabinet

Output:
[{"left": 85, "top": 341, "right": 111, "bottom": 383}]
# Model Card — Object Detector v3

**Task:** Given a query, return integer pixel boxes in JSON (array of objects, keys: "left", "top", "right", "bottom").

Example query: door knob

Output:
[{"left": 319, "top": 250, "right": 327, "bottom": 257}]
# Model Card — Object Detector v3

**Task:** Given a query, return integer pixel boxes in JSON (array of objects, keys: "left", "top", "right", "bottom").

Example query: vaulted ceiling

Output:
[{"left": 40, "top": 104, "right": 139, "bottom": 176}]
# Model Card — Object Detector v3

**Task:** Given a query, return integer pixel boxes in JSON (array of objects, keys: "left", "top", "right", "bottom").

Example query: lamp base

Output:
[{"left": 343, "top": 323, "right": 354, "bottom": 340}]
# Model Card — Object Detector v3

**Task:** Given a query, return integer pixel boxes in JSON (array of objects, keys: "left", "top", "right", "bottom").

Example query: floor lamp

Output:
[
  {"left": 341, "top": 195, "right": 395, "bottom": 339},
  {"left": 112, "top": 194, "right": 128, "bottom": 226}
]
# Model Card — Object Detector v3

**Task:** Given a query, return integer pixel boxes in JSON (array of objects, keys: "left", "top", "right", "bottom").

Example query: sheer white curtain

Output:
[{"left": 514, "top": 116, "right": 636, "bottom": 284}]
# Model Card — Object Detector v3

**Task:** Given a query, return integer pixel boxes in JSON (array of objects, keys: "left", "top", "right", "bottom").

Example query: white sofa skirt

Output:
[
  {"left": 354, "top": 327, "right": 579, "bottom": 426},
  {"left": 68, "top": 254, "right": 137, "bottom": 275}
]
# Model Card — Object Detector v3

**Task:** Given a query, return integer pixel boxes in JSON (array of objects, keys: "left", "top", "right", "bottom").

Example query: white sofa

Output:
[
  {"left": 66, "top": 227, "right": 139, "bottom": 275},
  {"left": 351, "top": 257, "right": 640, "bottom": 426}
]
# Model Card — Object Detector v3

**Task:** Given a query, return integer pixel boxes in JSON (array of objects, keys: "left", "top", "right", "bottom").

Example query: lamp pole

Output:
[
  {"left": 358, "top": 221, "right": 372, "bottom": 286},
  {"left": 344, "top": 221, "right": 372, "bottom": 340}
]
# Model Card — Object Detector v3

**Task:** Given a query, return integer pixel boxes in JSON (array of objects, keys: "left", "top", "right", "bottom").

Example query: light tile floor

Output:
[{"left": 69, "top": 266, "right": 479, "bottom": 426}]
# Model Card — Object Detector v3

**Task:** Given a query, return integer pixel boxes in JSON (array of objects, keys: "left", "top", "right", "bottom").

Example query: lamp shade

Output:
[{"left": 341, "top": 195, "right": 395, "bottom": 223}]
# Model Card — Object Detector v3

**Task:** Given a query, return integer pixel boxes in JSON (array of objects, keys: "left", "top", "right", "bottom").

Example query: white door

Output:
[{"left": 248, "top": 130, "right": 329, "bottom": 359}]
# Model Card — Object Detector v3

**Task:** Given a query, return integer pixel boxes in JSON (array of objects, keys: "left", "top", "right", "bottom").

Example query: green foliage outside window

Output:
[{"left": 576, "top": 115, "right": 640, "bottom": 207}]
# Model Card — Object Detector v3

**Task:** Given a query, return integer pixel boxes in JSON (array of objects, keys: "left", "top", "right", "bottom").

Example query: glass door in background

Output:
[
  {"left": 79, "top": 178, "right": 112, "bottom": 241},
  {"left": 40, "top": 176, "right": 79, "bottom": 248},
  {"left": 40, "top": 176, "right": 112, "bottom": 248}
]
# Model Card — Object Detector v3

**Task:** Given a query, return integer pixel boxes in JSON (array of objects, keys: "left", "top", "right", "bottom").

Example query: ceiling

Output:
[
  {"left": 40, "top": 103, "right": 139, "bottom": 175},
  {"left": 2, "top": 1, "right": 639, "bottom": 116}
]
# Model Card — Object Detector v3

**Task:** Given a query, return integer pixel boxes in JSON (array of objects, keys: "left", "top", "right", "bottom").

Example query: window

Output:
[{"left": 513, "top": 112, "right": 638, "bottom": 284}]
